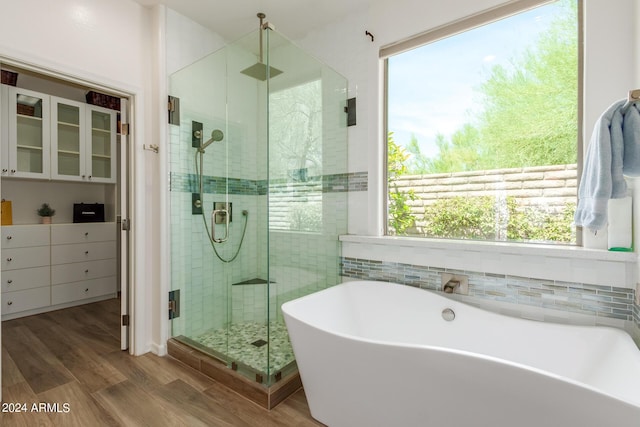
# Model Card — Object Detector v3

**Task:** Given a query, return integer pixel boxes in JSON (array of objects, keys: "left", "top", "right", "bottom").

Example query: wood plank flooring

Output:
[{"left": 1, "top": 299, "right": 324, "bottom": 426}]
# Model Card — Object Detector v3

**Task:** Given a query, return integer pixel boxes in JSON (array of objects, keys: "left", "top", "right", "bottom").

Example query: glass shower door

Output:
[{"left": 168, "top": 47, "right": 233, "bottom": 366}]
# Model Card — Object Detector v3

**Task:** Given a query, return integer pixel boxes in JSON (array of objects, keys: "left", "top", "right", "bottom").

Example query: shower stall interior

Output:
[{"left": 168, "top": 16, "right": 348, "bottom": 388}]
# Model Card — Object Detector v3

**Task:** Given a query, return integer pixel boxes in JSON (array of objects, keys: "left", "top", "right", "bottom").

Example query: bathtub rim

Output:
[{"left": 281, "top": 280, "right": 640, "bottom": 409}]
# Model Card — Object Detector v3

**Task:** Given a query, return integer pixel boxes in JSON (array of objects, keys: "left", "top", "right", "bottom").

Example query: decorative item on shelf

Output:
[
  {"left": 36, "top": 203, "right": 56, "bottom": 224},
  {"left": 1, "top": 199, "right": 12, "bottom": 225},
  {"left": 16, "top": 103, "right": 35, "bottom": 116},
  {"left": 1, "top": 70, "right": 18, "bottom": 86},
  {"left": 85, "top": 91, "right": 120, "bottom": 111}
]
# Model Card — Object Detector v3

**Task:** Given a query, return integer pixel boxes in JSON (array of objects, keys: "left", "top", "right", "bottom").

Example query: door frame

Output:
[{"left": 0, "top": 55, "right": 141, "bottom": 400}]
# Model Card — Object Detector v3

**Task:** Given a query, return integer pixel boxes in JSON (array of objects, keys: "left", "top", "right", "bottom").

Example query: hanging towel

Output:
[
  {"left": 622, "top": 103, "right": 640, "bottom": 175},
  {"left": 574, "top": 99, "right": 626, "bottom": 230}
]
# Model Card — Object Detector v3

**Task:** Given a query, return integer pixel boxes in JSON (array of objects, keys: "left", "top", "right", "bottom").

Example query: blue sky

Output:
[{"left": 387, "top": 2, "right": 562, "bottom": 158}]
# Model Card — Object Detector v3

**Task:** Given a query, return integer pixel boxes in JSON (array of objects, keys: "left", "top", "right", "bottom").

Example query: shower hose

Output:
[{"left": 194, "top": 150, "right": 248, "bottom": 263}]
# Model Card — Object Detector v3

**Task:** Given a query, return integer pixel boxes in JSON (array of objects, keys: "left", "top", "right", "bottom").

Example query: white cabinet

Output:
[
  {"left": 86, "top": 105, "right": 117, "bottom": 183},
  {"left": 51, "top": 97, "right": 84, "bottom": 181},
  {"left": 0, "top": 223, "right": 117, "bottom": 319},
  {"left": 51, "top": 97, "right": 116, "bottom": 183},
  {"left": 50, "top": 222, "right": 117, "bottom": 308},
  {"left": 5, "top": 87, "right": 50, "bottom": 179},
  {"left": 0, "top": 85, "right": 117, "bottom": 183},
  {"left": 0, "top": 225, "right": 51, "bottom": 316}
]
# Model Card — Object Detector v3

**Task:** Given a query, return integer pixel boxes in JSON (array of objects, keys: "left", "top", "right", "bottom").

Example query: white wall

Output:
[{"left": 0, "top": 0, "right": 154, "bottom": 355}]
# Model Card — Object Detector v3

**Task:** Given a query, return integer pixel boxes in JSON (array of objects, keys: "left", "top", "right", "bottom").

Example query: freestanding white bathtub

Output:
[{"left": 281, "top": 280, "right": 640, "bottom": 427}]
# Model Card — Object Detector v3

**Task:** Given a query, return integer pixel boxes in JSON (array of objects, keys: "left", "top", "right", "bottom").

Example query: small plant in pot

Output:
[{"left": 37, "top": 203, "right": 56, "bottom": 224}]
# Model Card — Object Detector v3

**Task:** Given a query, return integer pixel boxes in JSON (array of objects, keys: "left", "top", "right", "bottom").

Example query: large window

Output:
[{"left": 385, "top": 0, "right": 580, "bottom": 244}]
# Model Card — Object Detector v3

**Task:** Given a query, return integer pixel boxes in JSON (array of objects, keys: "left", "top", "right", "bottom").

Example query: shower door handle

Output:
[{"left": 211, "top": 209, "right": 229, "bottom": 243}]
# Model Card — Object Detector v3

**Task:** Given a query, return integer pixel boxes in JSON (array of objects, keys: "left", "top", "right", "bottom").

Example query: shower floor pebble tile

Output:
[{"left": 192, "top": 321, "right": 295, "bottom": 374}]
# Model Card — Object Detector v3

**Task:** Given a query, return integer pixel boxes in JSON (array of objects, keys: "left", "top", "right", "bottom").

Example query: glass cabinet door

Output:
[
  {"left": 8, "top": 87, "right": 50, "bottom": 179},
  {"left": 51, "top": 97, "right": 84, "bottom": 181},
  {"left": 87, "top": 106, "right": 116, "bottom": 183}
]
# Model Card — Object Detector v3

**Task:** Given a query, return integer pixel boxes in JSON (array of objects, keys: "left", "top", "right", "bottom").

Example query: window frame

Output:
[{"left": 381, "top": 0, "right": 584, "bottom": 245}]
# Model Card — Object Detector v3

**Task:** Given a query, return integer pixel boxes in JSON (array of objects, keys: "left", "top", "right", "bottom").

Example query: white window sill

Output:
[
  {"left": 339, "top": 235, "right": 638, "bottom": 289},
  {"left": 339, "top": 235, "right": 636, "bottom": 262}
]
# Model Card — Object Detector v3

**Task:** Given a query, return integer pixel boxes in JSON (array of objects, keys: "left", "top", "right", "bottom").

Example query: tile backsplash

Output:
[{"left": 341, "top": 257, "right": 639, "bottom": 328}]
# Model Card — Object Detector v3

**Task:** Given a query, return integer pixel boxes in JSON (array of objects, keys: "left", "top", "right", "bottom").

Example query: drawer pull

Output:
[
  {"left": 7, "top": 301, "right": 12, "bottom": 306},
  {"left": 85, "top": 251, "right": 89, "bottom": 255},
  {"left": 6, "top": 235, "right": 11, "bottom": 240},
  {"left": 85, "top": 288, "right": 89, "bottom": 292},
  {"left": 6, "top": 257, "right": 12, "bottom": 262},
  {"left": 7, "top": 279, "right": 12, "bottom": 284},
  {"left": 85, "top": 269, "right": 89, "bottom": 273},
  {"left": 85, "top": 232, "right": 89, "bottom": 237}
]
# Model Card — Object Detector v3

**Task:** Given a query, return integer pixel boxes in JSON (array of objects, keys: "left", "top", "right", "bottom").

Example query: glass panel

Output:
[
  {"left": 57, "top": 103, "right": 81, "bottom": 176},
  {"left": 91, "top": 110, "right": 111, "bottom": 131},
  {"left": 16, "top": 93, "right": 44, "bottom": 174},
  {"left": 92, "top": 157, "right": 110, "bottom": 178},
  {"left": 58, "top": 153, "right": 80, "bottom": 176},
  {"left": 17, "top": 146, "right": 43, "bottom": 173},
  {"left": 265, "top": 28, "right": 348, "bottom": 383},
  {"left": 168, "top": 45, "right": 231, "bottom": 366},
  {"left": 91, "top": 110, "right": 112, "bottom": 178}
]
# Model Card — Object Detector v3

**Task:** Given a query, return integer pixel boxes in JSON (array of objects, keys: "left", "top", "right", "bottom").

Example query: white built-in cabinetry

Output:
[
  {"left": 1, "top": 225, "right": 50, "bottom": 316},
  {"left": 1, "top": 223, "right": 117, "bottom": 320},
  {"left": 4, "top": 87, "right": 51, "bottom": 179},
  {"left": 1, "top": 85, "right": 117, "bottom": 183},
  {"left": 0, "top": 81, "right": 119, "bottom": 320},
  {"left": 51, "top": 96, "right": 117, "bottom": 183}
]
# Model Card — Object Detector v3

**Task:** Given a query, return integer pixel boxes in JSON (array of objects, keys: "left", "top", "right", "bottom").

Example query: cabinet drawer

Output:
[
  {"left": 2, "top": 225, "right": 50, "bottom": 248},
  {"left": 1, "top": 246, "right": 50, "bottom": 271},
  {"left": 1, "top": 265, "right": 50, "bottom": 293},
  {"left": 2, "top": 287, "right": 50, "bottom": 316},
  {"left": 52, "top": 276, "right": 116, "bottom": 305},
  {"left": 51, "top": 223, "right": 116, "bottom": 245},
  {"left": 51, "top": 241, "right": 116, "bottom": 265},
  {"left": 51, "top": 258, "right": 116, "bottom": 285}
]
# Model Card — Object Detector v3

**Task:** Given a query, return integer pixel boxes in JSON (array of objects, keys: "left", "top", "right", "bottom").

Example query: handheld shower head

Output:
[{"left": 198, "top": 129, "right": 224, "bottom": 152}]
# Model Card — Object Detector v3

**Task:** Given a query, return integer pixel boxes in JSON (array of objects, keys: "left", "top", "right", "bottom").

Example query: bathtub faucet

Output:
[{"left": 443, "top": 280, "right": 460, "bottom": 294}]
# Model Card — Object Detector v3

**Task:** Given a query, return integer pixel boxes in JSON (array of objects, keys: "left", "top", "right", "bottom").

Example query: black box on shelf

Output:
[{"left": 73, "top": 203, "right": 105, "bottom": 223}]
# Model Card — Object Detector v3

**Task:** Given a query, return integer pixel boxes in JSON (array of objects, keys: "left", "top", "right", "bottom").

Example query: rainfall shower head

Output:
[
  {"left": 240, "top": 13, "right": 283, "bottom": 81},
  {"left": 241, "top": 62, "right": 283, "bottom": 81},
  {"left": 198, "top": 129, "right": 224, "bottom": 152}
]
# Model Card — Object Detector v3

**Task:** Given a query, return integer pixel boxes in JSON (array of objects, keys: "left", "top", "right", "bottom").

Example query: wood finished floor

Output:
[{"left": 1, "top": 298, "right": 324, "bottom": 426}]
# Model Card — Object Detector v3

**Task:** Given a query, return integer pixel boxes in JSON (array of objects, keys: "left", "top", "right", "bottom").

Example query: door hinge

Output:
[
  {"left": 121, "top": 314, "right": 130, "bottom": 326},
  {"left": 121, "top": 218, "right": 131, "bottom": 231},
  {"left": 120, "top": 123, "right": 130, "bottom": 136},
  {"left": 168, "top": 95, "right": 180, "bottom": 125},
  {"left": 169, "top": 289, "right": 180, "bottom": 319}
]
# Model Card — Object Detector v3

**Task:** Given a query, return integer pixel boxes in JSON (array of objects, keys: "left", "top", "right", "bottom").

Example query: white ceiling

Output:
[{"left": 133, "top": 0, "right": 377, "bottom": 41}]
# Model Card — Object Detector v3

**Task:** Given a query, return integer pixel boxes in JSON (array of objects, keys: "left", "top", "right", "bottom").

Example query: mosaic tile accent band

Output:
[
  {"left": 341, "top": 257, "right": 639, "bottom": 326},
  {"left": 169, "top": 171, "right": 368, "bottom": 194}
]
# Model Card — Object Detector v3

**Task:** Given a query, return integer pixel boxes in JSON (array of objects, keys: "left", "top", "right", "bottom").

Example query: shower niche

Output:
[{"left": 167, "top": 14, "right": 348, "bottom": 408}]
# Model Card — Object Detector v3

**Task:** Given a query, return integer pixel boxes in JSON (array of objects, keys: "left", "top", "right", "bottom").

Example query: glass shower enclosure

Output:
[{"left": 168, "top": 21, "right": 348, "bottom": 386}]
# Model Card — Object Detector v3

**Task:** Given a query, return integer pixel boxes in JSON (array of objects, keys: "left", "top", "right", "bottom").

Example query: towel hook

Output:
[{"left": 621, "top": 89, "right": 640, "bottom": 113}]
